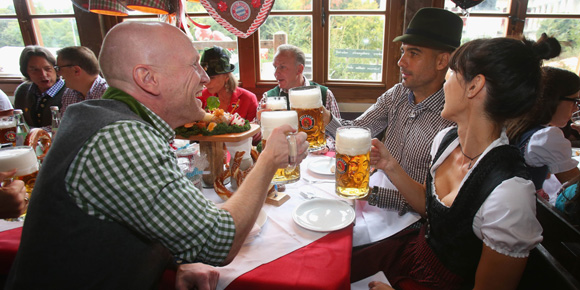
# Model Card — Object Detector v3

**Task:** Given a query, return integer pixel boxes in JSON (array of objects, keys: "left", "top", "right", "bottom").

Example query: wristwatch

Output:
[{"left": 367, "top": 186, "right": 379, "bottom": 206}]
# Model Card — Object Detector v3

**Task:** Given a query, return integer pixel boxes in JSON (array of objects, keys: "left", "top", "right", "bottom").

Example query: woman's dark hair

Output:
[
  {"left": 449, "top": 33, "right": 561, "bottom": 124},
  {"left": 19, "top": 45, "right": 56, "bottom": 81},
  {"left": 507, "top": 66, "right": 580, "bottom": 140}
]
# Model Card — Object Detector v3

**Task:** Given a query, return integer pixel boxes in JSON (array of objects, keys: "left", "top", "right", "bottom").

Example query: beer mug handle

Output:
[{"left": 286, "top": 133, "right": 297, "bottom": 170}]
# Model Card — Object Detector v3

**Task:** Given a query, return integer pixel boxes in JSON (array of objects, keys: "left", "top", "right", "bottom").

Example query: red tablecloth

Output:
[
  {"left": 1, "top": 225, "right": 352, "bottom": 290},
  {"left": 0, "top": 227, "right": 21, "bottom": 275}
]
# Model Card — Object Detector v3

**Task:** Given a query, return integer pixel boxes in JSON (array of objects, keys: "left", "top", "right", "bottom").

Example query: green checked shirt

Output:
[{"left": 64, "top": 99, "right": 235, "bottom": 264}]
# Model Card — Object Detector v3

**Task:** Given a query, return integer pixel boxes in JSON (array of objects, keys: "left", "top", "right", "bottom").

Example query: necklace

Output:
[{"left": 459, "top": 145, "right": 483, "bottom": 169}]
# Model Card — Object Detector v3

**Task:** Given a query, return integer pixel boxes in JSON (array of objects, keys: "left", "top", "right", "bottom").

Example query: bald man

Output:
[{"left": 6, "top": 22, "right": 309, "bottom": 289}]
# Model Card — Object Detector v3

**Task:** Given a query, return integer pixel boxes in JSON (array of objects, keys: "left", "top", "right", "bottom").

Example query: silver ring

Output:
[{"left": 24, "top": 196, "right": 29, "bottom": 202}]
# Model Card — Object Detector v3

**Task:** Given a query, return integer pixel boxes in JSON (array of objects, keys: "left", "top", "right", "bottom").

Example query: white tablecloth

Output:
[
  {"left": 206, "top": 155, "right": 348, "bottom": 290},
  {"left": 352, "top": 170, "right": 421, "bottom": 247}
]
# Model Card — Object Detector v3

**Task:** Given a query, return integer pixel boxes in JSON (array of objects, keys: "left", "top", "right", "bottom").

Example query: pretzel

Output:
[
  {"left": 214, "top": 148, "right": 264, "bottom": 200},
  {"left": 24, "top": 128, "right": 52, "bottom": 160}
]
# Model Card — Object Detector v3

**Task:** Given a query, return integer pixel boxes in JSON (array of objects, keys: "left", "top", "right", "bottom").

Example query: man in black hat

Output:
[{"left": 323, "top": 8, "right": 462, "bottom": 217}]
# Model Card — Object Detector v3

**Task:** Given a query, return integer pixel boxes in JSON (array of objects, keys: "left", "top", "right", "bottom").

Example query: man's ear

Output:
[
  {"left": 297, "top": 63, "right": 305, "bottom": 75},
  {"left": 436, "top": 52, "right": 451, "bottom": 71},
  {"left": 73, "top": 66, "right": 82, "bottom": 76},
  {"left": 467, "top": 74, "right": 485, "bottom": 99},
  {"left": 133, "top": 65, "right": 160, "bottom": 95}
]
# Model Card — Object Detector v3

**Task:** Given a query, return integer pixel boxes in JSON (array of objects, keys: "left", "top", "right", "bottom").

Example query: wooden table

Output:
[{"left": 176, "top": 124, "right": 260, "bottom": 187}]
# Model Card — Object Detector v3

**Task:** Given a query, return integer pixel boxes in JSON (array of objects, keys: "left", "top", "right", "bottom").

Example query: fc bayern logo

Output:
[
  {"left": 336, "top": 158, "right": 347, "bottom": 174},
  {"left": 4, "top": 131, "right": 15, "bottom": 142},
  {"left": 231, "top": 1, "right": 251, "bottom": 22},
  {"left": 299, "top": 115, "right": 314, "bottom": 130}
]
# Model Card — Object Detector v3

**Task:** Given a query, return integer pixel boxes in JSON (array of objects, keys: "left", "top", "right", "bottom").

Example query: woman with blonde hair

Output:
[{"left": 198, "top": 46, "right": 258, "bottom": 121}]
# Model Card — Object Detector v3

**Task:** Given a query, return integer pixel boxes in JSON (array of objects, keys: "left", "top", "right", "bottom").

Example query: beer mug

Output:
[
  {"left": 0, "top": 146, "right": 39, "bottom": 195},
  {"left": 261, "top": 111, "right": 300, "bottom": 184},
  {"left": 288, "top": 86, "right": 326, "bottom": 152},
  {"left": 0, "top": 116, "right": 17, "bottom": 147},
  {"left": 265, "top": 96, "right": 288, "bottom": 111},
  {"left": 335, "top": 126, "right": 371, "bottom": 199}
]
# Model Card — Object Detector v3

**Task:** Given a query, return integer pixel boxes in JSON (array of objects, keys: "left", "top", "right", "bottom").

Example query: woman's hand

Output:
[
  {"left": 368, "top": 281, "right": 395, "bottom": 290},
  {"left": 370, "top": 138, "right": 396, "bottom": 173}
]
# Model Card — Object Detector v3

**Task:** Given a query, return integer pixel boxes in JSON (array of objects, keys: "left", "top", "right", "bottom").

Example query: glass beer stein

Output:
[
  {"left": 0, "top": 146, "right": 39, "bottom": 196},
  {"left": 0, "top": 116, "right": 17, "bottom": 147},
  {"left": 288, "top": 86, "right": 326, "bottom": 152},
  {"left": 265, "top": 96, "right": 288, "bottom": 111},
  {"left": 261, "top": 111, "right": 300, "bottom": 184},
  {"left": 335, "top": 126, "right": 371, "bottom": 199}
]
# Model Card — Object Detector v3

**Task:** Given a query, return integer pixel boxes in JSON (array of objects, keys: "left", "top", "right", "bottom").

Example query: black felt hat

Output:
[
  {"left": 393, "top": 8, "right": 463, "bottom": 51},
  {"left": 200, "top": 46, "right": 235, "bottom": 77}
]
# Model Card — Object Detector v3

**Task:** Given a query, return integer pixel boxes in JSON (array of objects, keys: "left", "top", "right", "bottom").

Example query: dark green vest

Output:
[
  {"left": 6, "top": 100, "right": 172, "bottom": 289},
  {"left": 265, "top": 82, "right": 328, "bottom": 109}
]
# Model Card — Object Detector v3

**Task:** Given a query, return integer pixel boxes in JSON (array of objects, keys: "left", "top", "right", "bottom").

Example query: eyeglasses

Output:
[{"left": 53, "top": 65, "right": 75, "bottom": 72}]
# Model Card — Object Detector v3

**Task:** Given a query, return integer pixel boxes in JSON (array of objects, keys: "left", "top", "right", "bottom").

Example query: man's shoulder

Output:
[
  {"left": 265, "top": 86, "right": 281, "bottom": 96},
  {"left": 378, "top": 83, "right": 409, "bottom": 101},
  {"left": 15, "top": 82, "right": 33, "bottom": 94},
  {"left": 236, "top": 87, "right": 257, "bottom": 98}
]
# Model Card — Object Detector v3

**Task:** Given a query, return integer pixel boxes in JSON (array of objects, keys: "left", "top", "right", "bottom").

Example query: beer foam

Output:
[
  {"left": 0, "top": 147, "right": 39, "bottom": 177},
  {"left": 336, "top": 127, "right": 371, "bottom": 156},
  {"left": 289, "top": 87, "right": 322, "bottom": 109},
  {"left": 265, "top": 98, "right": 287, "bottom": 110},
  {"left": 0, "top": 119, "right": 15, "bottom": 129},
  {"left": 261, "top": 111, "right": 298, "bottom": 139}
]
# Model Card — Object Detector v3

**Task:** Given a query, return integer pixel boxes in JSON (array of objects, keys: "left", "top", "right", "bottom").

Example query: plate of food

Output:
[
  {"left": 308, "top": 157, "right": 336, "bottom": 176},
  {"left": 292, "top": 199, "right": 355, "bottom": 232}
]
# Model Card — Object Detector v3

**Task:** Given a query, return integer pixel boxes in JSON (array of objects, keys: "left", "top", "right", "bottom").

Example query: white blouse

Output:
[
  {"left": 430, "top": 127, "right": 542, "bottom": 258},
  {"left": 525, "top": 126, "right": 578, "bottom": 173}
]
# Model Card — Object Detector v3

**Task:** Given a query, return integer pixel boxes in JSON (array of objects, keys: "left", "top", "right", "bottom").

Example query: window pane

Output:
[
  {"left": 272, "top": 0, "right": 311, "bottom": 11},
  {"left": 0, "top": 19, "right": 24, "bottom": 47},
  {"left": 445, "top": 0, "right": 510, "bottom": 13},
  {"left": 460, "top": 17, "right": 507, "bottom": 43},
  {"left": 187, "top": 16, "right": 239, "bottom": 78},
  {"left": 524, "top": 18, "right": 580, "bottom": 73},
  {"left": 259, "top": 15, "right": 312, "bottom": 80},
  {"left": 328, "top": 15, "right": 384, "bottom": 81},
  {"left": 527, "top": 0, "right": 580, "bottom": 14},
  {"left": 29, "top": 0, "right": 74, "bottom": 14},
  {"left": 33, "top": 18, "right": 80, "bottom": 47},
  {"left": 330, "top": 0, "right": 386, "bottom": 11},
  {"left": 0, "top": 18, "right": 24, "bottom": 75},
  {"left": 0, "top": 0, "right": 16, "bottom": 15},
  {"left": 185, "top": 1, "right": 206, "bottom": 13}
]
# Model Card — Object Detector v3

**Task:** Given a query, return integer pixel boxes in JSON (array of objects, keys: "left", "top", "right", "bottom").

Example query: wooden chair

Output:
[{"left": 518, "top": 197, "right": 580, "bottom": 289}]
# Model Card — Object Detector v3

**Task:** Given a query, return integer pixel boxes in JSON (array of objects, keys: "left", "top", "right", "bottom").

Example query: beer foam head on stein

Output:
[
  {"left": 260, "top": 110, "right": 299, "bottom": 139},
  {"left": 0, "top": 146, "right": 39, "bottom": 177},
  {"left": 289, "top": 86, "right": 322, "bottom": 109},
  {"left": 336, "top": 127, "right": 372, "bottom": 156}
]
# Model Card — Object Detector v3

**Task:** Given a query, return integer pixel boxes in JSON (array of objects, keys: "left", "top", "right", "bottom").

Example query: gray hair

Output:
[
  {"left": 19, "top": 45, "right": 56, "bottom": 80},
  {"left": 275, "top": 44, "right": 305, "bottom": 67}
]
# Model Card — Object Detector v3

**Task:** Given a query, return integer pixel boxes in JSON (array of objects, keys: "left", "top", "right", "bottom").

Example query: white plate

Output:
[
  {"left": 256, "top": 208, "right": 268, "bottom": 227},
  {"left": 308, "top": 157, "right": 336, "bottom": 176},
  {"left": 573, "top": 148, "right": 580, "bottom": 157},
  {"left": 292, "top": 199, "right": 355, "bottom": 232}
]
